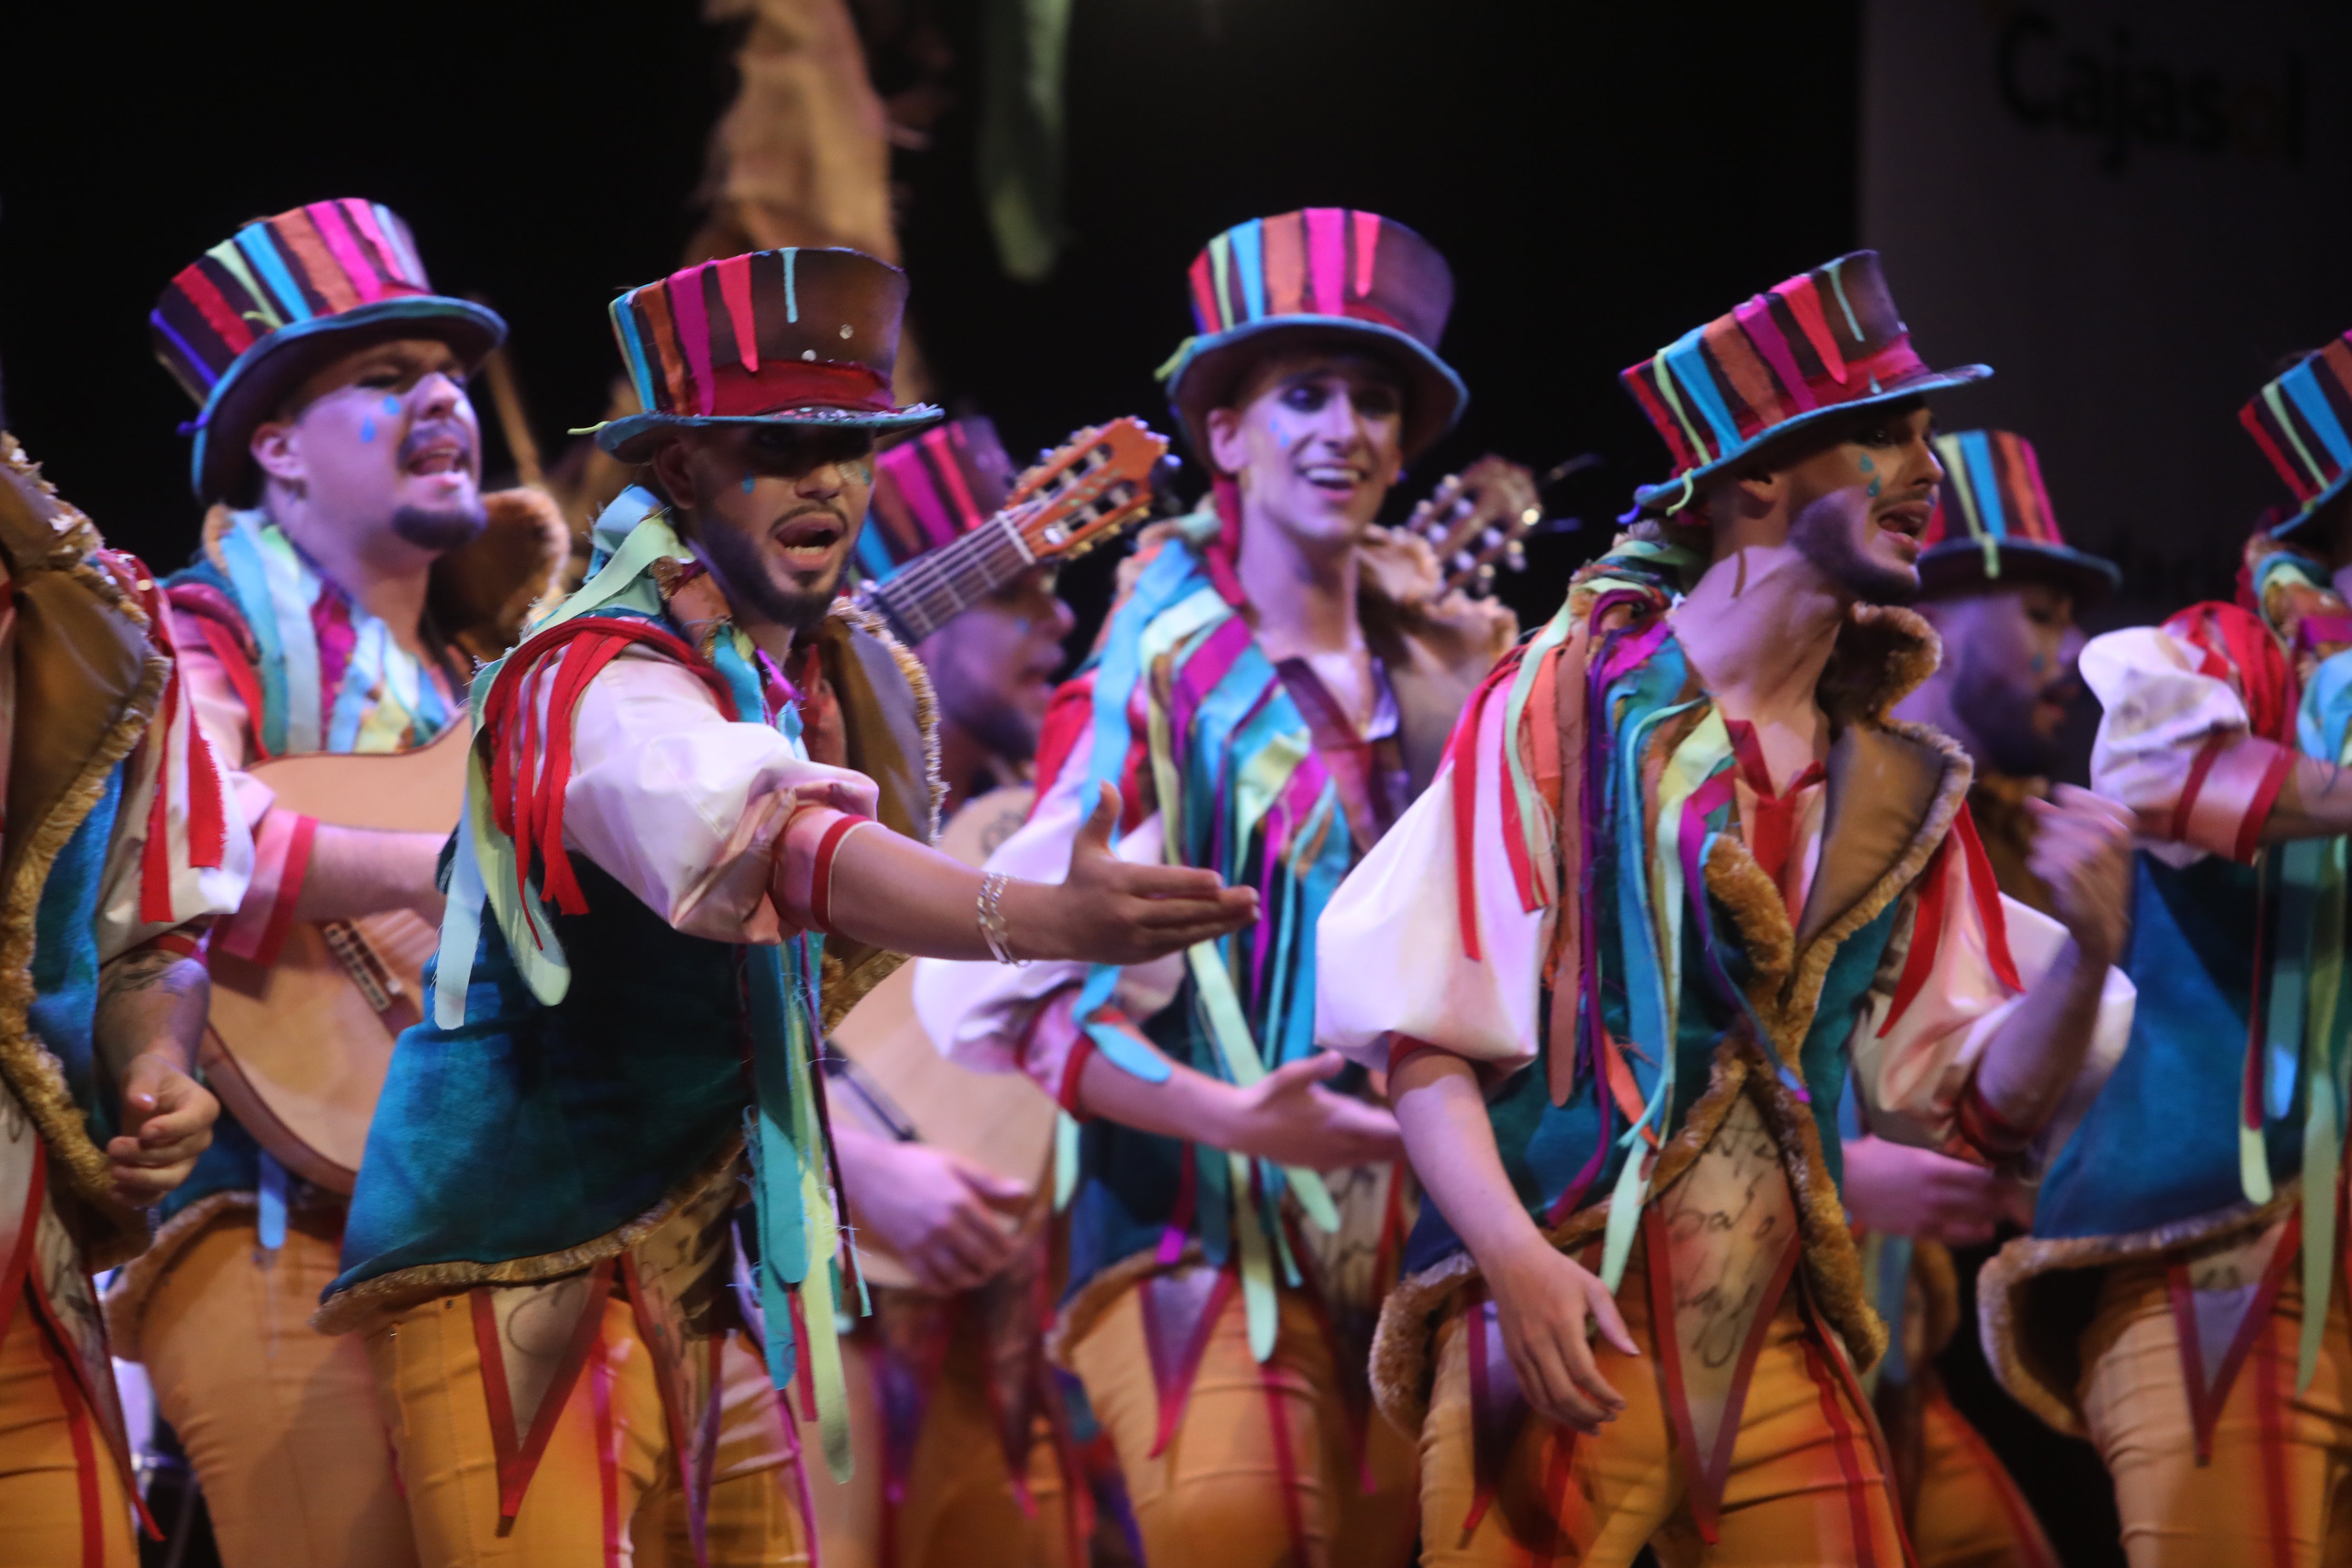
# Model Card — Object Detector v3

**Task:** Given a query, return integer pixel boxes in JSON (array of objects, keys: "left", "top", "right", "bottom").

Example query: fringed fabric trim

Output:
[
  {"left": 0, "top": 655, "right": 170, "bottom": 1258},
  {"left": 102, "top": 1189, "right": 260, "bottom": 1358},
  {"left": 311, "top": 1136, "right": 746, "bottom": 1336},
  {"left": 828, "top": 597, "right": 944, "bottom": 845},
  {"left": 1976, "top": 1187, "right": 2298, "bottom": 1436}
]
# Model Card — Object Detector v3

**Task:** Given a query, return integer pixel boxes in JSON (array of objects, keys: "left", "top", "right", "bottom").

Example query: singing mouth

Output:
[
  {"left": 404, "top": 439, "right": 472, "bottom": 478},
  {"left": 1876, "top": 500, "right": 1932, "bottom": 539},
  {"left": 772, "top": 514, "right": 846, "bottom": 566}
]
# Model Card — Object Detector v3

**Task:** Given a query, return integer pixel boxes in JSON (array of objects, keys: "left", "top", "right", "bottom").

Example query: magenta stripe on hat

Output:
[
  {"left": 891, "top": 438, "right": 961, "bottom": 547},
  {"left": 716, "top": 254, "right": 759, "bottom": 373},
  {"left": 1350, "top": 211, "right": 1380, "bottom": 300},
  {"left": 307, "top": 202, "right": 384, "bottom": 304},
  {"left": 665, "top": 264, "right": 718, "bottom": 416},
  {"left": 1306, "top": 209, "right": 1346, "bottom": 317},
  {"left": 346, "top": 203, "right": 405, "bottom": 285},
  {"left": 1732, "top": 298, "right": 1816, "bottom": 415},
  {"left": 928, "top": 434, "right": 984, "bottom": 535}
]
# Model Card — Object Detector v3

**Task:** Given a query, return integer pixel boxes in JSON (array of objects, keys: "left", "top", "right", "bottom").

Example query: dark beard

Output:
[
  {"left": 390, "top": 501, "right": 487, "bottom": 553},
  {"left": 1953, "top": 657, "right": 2068, "bottom": 777},
  {"left": 1787, "top": 494, "right": 1918, "bottom": 605},
  {"left": 697, "top": 514, "right": 839, "bottom": 635}
]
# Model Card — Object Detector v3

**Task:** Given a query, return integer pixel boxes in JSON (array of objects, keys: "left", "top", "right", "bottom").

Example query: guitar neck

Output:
[{"left": 863, "top": 514, "right": 1037, "bottom": 643}]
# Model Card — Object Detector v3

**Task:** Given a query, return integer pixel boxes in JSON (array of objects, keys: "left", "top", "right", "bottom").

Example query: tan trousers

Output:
[
  {"left": 1066, "top": 1276, "right": 1417, "bottom": 1568},
  {"left": 1418, "top": 1275, "right": 1907, "bottom": 1566},
  {"left": 0, "top": 1284, "right": 136, "bottom": 1567},
  {"left": 802, "top": 1312, "right": 1079, "bottom": 1568},
  {"left": 1909, "top": 1388, "right": 2057, "bottom": 1568},
  {"left": 141, "top": 1208, "right": 416, "bottom": 1568},
  {"left": 2081, "top": 1256, "right": 2352, "bottom": 1567},
  {"left": 370, "top": 1286, "right": 810, "bottom": 1566}
]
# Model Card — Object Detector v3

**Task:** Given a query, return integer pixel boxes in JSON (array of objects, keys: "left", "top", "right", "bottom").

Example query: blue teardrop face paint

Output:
[
  {"left": 1867, "top": 478, "right": 1881, "bottom": 498},
  {"left": 383, "top": 396, "right": 401, "bottom": 416},
  {"left": 742, "top": 475, "right": 757, "bottom": 494},
  {"left": 2031, "top": 653, "right": 2048, "bottom": 676},
  {"left": 1857, "top": 455, "right": 1876, "bottom": 472},
  {"left": 360, "top": 418, "right": 377, "bottom": 444}
]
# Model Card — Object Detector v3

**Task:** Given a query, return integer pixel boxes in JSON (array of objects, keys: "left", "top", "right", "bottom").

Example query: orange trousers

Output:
[
  {"left": 140, "top": 1209, "right": 418, "bottom": 1567},
  {"left": 369, "top": 1288, "right": 811, "bottom": 1567},
  {"left": 1908, "top": 1388, "right": 2057, "bottom": 1568},
  {"left": 2080, "top": 1256, "right": 2352, "bottom": 1566},
  {"left": 1419, "top": 1270, "right": 1907, "bottom": 1566},
  {"left": 801, "top": 1312, "right": 1078, "bottom": 1568},
  {"left": 0, "top": 1283, "right": 137, "bottom": 1567},
  {"left": 1065, "top": 1276, "right": 1418, "bottom": 1568}
]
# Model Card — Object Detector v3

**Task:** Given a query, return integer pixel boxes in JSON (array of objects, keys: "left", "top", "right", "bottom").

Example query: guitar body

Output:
[
  {"left": 200, "top": 723, "right": 471, "bottom": 1193},
  {"left": 828, "top": 784, "right": 1059, "bottom": 1292}
]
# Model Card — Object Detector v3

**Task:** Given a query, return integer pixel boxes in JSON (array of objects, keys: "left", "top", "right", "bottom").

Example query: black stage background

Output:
[{"left": 2, "top": 3, "right": 2141, "bottom": 1563}]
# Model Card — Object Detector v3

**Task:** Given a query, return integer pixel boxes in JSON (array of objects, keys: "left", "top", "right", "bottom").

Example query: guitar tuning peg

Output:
[
  {"left": 1476, "top": 563, "right": 1497, "bottom": 587},
  {"left": 1505, "top": 542, "right": 1527, "bottom": 571},
  {"left": 1520, "top": 506, "right": 1543, "bottom": 527}
]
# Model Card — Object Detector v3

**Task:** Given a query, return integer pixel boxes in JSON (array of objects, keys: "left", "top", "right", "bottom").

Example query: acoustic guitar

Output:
[
  {"left": 200, "top": 722, "right": 471, "bottom": 1193},
  {"left": 855, "top": 417, "right": 1169, "bottom": 645},
  {"left": 1407, "top": 451, "right": 1600, "bottom": 597},
  {"left": 823, "top": 783, "right": 1055, "bottom": 1293}
]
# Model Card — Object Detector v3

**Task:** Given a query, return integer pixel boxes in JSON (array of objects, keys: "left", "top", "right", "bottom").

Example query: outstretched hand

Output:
[
  {"left": 1214, "top": 1051, "right": 1404, "bottom": 1170},
  {"left": 840, "top": 1135, "right": 1032, "bottom": 1295},
  {"left": 1010, "top": 784, "right": 1259, "bottom": 965}
]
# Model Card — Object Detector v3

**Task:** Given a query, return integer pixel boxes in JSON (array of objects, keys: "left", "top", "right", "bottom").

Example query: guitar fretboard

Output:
[{"left": 861, "top": 513, "right": 1037, "bottom": 644}]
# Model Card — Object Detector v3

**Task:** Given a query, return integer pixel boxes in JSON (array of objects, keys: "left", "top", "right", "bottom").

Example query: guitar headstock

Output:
[
  {"left": 1003, "top": 417, "right": 1170, "bottom": 565},
  {"left": 1408, "top": 455, "right": 1546, "bottom": 597}
]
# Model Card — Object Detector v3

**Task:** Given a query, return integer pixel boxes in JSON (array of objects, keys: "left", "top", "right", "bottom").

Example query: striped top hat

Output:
[
  {"left": 854, "top": 417, "right": 1017, "bottom": 584},
  {"left": 154, "top": 200, "right": 506, "bottom": 504},
  {"left": 2241, "top": 332, "right": 2352, "bottom": 541},
  {"left": 594, "top": 248, "right": 940, "bottom": 463},
  {"left": 1623, "top": 250, "right": 1990, "bottom": 517},
  {"left": 1917, "top": 430, "right": 2118, "bottom": 603},
  {"left": 1160, "top": 208, "right": 1465, "bottom": 463}
]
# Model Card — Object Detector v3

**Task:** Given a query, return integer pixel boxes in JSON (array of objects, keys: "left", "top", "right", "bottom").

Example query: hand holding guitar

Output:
[{"left": 836, "top": 1126, "right": 1033, "bottom": 1293}]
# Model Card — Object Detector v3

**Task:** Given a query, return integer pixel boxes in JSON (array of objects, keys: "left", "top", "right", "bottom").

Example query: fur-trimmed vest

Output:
[
  {"left": 1981, "top": 558, "right": 2352, "bottom": 1435},
  {"left": 1366, "top": 546, "right": 1976, "bottom": 1430},
  {"left": 318, "top": 551, "right": 939, "bottom": 1332},
  {"left": 0, "top": 436, "right": 177, "bottom": 1270}
]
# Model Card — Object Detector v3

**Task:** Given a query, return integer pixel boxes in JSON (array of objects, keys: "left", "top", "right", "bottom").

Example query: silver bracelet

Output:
[{"left": 978, "top": 871, "right": 1025, "bottom": 965}]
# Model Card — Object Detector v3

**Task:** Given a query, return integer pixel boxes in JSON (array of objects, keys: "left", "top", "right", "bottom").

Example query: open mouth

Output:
[
  {"left": 772, "top": 514, "right": 846, "bottom": 568},
  {"left": 404, "top": 440, "right": 471, "bottom": 479},
  {"left": 1875, "top": 500, "right": 1930, "bottom": 555},
  {"left": 1300, "top": 460, "right": 1367, "bottom": 496}
]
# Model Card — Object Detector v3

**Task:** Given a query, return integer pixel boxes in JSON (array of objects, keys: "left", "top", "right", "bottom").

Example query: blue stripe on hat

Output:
[
  {"left": 1232, "top": 219, "right": 1266, "bottom": 323},
  {"left": 610, "top": 297, "right": 658, "bottom": 411},
  {"left": 1662, "top": 329, "right": 1742, "bottom": 460},
  {"left": 2284, "top": 361, "right": 2352, "bottom": 475},
  {"left": 236, "top": 225, "right": 314, "bottom": 324},
  {"left": 782, "top": 249, "right": 800, "bottom": 325},
  {"left": 854, "top": 515, "right": 900, "bottom": 583},
  {"left": 1959, "top": 430, "right": 2009, "bottom": 538},
  {"left": 371, "top": 203, "right": 427, "bottom": 283}
]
